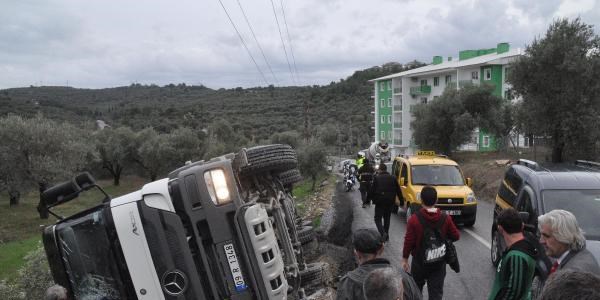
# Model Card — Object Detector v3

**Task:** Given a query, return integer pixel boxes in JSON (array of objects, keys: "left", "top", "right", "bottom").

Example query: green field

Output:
[{"left": 0, "top": 176, "right": 146, "bottom": 280}]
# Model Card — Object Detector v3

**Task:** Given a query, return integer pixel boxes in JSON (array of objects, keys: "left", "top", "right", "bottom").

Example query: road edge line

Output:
[{"left": 464, "top": 228, "right": 491, "bottom": 250}]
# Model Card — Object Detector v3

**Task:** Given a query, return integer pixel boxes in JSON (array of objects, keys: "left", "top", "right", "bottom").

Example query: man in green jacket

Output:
[{"left": 489, "top": 208, "right": 538, "bottom": 300}]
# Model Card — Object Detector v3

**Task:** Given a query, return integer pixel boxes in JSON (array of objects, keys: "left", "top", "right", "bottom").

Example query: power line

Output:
[
  {"left": 269, "top": 0, "right": 296, "bottom": 85},
  {"left": 235, "top": 0, "right": 279, "bottom": 84},
  {"left": 216, "top": 0, "right": 270, "bottom": 86},
  {"left": 279, "top": 0, "right": 299, "bottom": 83}
]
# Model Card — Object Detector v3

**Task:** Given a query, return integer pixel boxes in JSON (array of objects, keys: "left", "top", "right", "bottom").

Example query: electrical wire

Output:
[
  {"left": 269, "top": 0, "right": 296, "bottom": 85},
  {"left": 278, "top": 0, "right": 299, "bottom": 84},
  {"left": 217, "top": 0, "right": 270, "bottom": 86},
  {"left": 235, "top": 0, "right": 279, "bottom": 85}
]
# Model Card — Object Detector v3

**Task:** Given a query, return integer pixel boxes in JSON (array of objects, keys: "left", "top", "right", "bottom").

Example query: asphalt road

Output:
[{"left": 342, "top": 179, "right": 498, "bottom": 300}]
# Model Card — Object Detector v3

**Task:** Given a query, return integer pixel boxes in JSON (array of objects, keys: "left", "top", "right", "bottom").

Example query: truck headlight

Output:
[
  {"left": 466, "top": 192, "right": 476, "bottom": 203},
  {"left": 204, "top": 169, "right": 231, "bottom": 205}
]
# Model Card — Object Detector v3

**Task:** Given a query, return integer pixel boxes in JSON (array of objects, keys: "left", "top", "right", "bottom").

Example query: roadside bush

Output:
[{"left": 0, "top": 244, "right": 54, "bottom": 300}]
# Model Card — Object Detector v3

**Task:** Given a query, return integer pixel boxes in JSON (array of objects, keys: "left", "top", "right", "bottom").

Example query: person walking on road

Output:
[
  {"left": 401, "top": 186, "right": 459, "bottom": 300},
  {"left": 336, "top": 228, "right": 422, "bottom": 300},
  {"left": 538, "top": 209, "right": 600, "bottom": 275},
  {"left": 358, "top": 158, "right": 375, "bottom": 208},
  {"left": 371, "top": 163, "right": 402, "bottom": 242},
  {"left": 488, "top": 208, "right": 538, "bottom": 300}
]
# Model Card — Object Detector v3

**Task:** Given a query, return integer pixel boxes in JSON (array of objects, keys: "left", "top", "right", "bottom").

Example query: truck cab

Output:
[{"left": 391, "top": 151, "right": 477, "bottom": 226}]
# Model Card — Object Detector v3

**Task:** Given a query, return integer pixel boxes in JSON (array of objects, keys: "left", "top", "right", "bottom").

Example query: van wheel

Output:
[
  {"left": 464, "top": 216, "right": 476, "bottom": 227},
  {"left": 240, "top": 144, "right": 297, "bottom": 175},
  {"left": 491, "top": 229, "right": 502, "bottom": 266}
]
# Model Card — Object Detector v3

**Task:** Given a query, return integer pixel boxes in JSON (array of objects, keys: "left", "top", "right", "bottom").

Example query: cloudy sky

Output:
[{"left": 1, "top": 0, "right": 599, "bottom": 89}]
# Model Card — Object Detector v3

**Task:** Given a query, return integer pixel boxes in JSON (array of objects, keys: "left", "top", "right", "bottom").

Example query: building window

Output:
[
  {"left": 445, "top": 75, "right": 451, "bottom": 83},
  {"left": 420, "top": 79, "right": 428, "bottom": 86},
  {"left": 433, "top": 77, "right": 439, "bottom": 86},
  {"left": 420, "top": 97, "right": 428, "bottom": 104},
  {"left": 484, "top": 68, "right": 492, "bottom": 81},
  {"left": 504, "top": 67, "right": 510, "bottom": 82},
  {"left": 471, "top": 71, "right": 479, "bottom": 80},
  {"left": 387, "top": 81, "right": 392, "bottom": 90},
  {"left": 381, "top": 99, "right": 385, "bottom": 108},
  {"left": 387, "top": 98, "right": 392, "bottom": 107},
  {"left": 380, "top": 82, "right": 385, "bottom": 91},
  {"left": 388, "top": 131, "right": 392, "bottom": 141},
  {"left": 483, "top": 135, "right": 490, "bottom": 147},
  {"left": 387, "top": 115, "right": 392, "bottom": 124},
  {"left": 433, "top": 96, "right": 439, "bottom": 100},
  {"left": 381, "top": 115, "right": 385, "bottom": 123},
  {"left": 381, "top": 131, "right": 386, "bottom": 140}
]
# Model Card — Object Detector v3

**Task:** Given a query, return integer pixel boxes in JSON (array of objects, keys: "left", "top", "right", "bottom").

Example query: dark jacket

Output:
[
  {"left": 488, "top": 238, "right": 539, "bottom": 300},
  {"left": 559, "top": 247, "right": 600, "bottom": 275},
  {"left": 336, "top": 258, "right": 422, "bottom": 300},
  {"left": 370, "top": 171, "right": 402, "bottom": 207},
  {"left": 403, "top": 208, "right": 460, "bottom": 259}
]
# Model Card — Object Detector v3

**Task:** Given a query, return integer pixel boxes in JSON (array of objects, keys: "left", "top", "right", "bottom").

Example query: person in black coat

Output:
[
  {"left": 370, "top": 163, "right": 403, "bottom": 242},
  {"left": 358, "top": 159, "right": 375, "bottom": 208}
]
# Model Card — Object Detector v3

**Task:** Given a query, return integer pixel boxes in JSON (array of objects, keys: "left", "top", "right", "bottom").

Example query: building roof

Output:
[{"left": 369, "top": 48, "right": 522, "bottom": 82}]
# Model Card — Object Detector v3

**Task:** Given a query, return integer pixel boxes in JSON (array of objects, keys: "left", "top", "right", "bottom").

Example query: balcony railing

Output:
[
  {"left": 409, "top": 85, "right": 431, "bottom": 95},
  {"left": 393, "top": 139, "right": 403, "bottom": 145},
  {"left": 393, "top": 122, "right": 403, "bottom": 128},
  {"left": 459, "top": 80, "right": 479, "bottom": 88},
  {"left": 393, "top": 87, "right": 402, "bottom": 94},
  {"left": 393, "top": 105, "right": 403, "bottom": 111}
]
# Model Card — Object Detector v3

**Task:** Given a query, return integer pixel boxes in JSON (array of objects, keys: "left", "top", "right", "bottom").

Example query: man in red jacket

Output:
[{"left": 401, "top": 186, "right": 460, "bottom": 300}]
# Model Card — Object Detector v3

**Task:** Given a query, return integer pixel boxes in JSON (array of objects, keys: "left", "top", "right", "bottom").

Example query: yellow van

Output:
[{"left": 391, "top": 151, "right": 477, "bottom": 226}]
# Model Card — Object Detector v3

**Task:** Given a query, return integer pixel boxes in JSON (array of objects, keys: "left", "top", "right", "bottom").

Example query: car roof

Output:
[
  {"left": 396, "top": 155, "right": 458, "bottom": 166},
  {"left": 513, "top": 163, "right": 600, "bottom": 190}
]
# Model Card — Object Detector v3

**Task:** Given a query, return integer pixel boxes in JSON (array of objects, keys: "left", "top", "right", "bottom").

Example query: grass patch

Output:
[
  {"left": 0, "top": 176, "right": 145, "bottom": 244},
  {"left": 0, "top": 236, "right": 41, "bottom": 281}
]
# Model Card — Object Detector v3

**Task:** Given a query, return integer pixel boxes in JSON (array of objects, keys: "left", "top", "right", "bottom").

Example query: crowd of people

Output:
[{"left": 336, "top": 153, "right": 600, "bottom": 300}]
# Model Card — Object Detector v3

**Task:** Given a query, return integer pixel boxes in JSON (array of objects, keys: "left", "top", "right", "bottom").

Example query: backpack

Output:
[{"left": 416, "top": 210, "right": 448, "bottom": 265}]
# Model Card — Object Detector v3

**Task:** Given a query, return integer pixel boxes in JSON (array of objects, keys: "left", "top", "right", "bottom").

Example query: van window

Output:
[
  {"left": 400, "top": 163, "right": 408, "bottom": 186},
  {"left": 517, "top": 187, "right": 536, "bottom": 224},
  {"left": 498, "top": 168, "right": 522, "bottom": 206}
]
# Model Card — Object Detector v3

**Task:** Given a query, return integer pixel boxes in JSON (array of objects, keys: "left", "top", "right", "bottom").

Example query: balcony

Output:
[
  {"left": 393, "top": 139, "right": 403, "bottom": 145},
  {"left": 445, "top": 81, "right": 457, "bottom": 88},
  {"left": 409, "top": 85, "right": 431, "bottom": 96},
  {"left": 459, "top": 80, "right": 479, "bottom": 88},
  {"left": 393, "top": 122, "right": 403, "bottom": 128},
  {"left": 393, "top": 87, "right": 402, "bottom": 94},
  {"left": 393, "top": 105, "right": 403, "bottom": 111}
]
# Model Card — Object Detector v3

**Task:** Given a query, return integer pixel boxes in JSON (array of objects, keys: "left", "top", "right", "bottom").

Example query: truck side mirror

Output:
[
  {"left": 466, "top": 178, "right": 473, "bottom": 187},
  {"left": 41, "top": 180, "right": 81, "bottom": 207},
  {"left": 400, "top": 177, "right": 405, "bottom": 186}
]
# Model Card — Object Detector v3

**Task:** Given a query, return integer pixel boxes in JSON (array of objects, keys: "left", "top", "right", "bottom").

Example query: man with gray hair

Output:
[
  {"left": 539, "top": 270, "right": 600, "bottom": 300},
  {"left": 363, "top": 267, "right": 404, "bottom": 300},
  {"left": 538, "top": 209, "right": 600, "bottom": 275}
]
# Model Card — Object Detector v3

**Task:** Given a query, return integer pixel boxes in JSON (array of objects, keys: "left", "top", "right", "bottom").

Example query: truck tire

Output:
[
  {"left": 297, "top": 225, "right": 315, "bottom": 245},
  {"left": 299, "top": 262, "right": 324, "bottom": 286},
  {"left": 240, "top": 144, "right": 298, "bottom": 175},
  {"left": 277, "top": 169, "right": 303, "bottom": 186}
]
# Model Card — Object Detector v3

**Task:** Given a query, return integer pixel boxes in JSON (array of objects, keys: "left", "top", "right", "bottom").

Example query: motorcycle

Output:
[{"left": 344, "top": 164, "right": 358, "bottom": 192}]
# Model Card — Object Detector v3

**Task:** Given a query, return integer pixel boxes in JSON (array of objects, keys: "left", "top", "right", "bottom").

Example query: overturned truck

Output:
[{"left": 40, "top": 144, "right": 321, "bottom": 300}]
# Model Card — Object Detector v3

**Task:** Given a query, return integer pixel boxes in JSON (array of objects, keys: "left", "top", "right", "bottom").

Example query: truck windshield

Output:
[
  {"left": 542, "top": 189, "right": 600, "bottom": 240},
  {"left": 57, "top": 208, "right": 126, "bottom": 300},
  {"left": 411, "top": 165, "right": 465, "bottom": 186}
]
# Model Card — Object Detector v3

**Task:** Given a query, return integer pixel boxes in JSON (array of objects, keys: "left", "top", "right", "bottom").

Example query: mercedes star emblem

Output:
[
  {"left": 162, "top": 270, "right": 187, "bottom": 296},
  {"left": 448, "top": 199, "right": 452, "bottom": 203}
]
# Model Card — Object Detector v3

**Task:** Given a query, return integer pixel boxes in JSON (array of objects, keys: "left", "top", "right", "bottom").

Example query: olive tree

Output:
[
  {"left": 0, "top": 115, "right": 93, "bottom": 208},
  {"left": 95, "top": 126, "right": 136, "bottom": 186}
]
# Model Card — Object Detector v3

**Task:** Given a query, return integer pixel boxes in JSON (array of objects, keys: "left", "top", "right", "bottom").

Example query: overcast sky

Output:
[{"left": 1, "top": 0, "right": 599, "bottom": 89}]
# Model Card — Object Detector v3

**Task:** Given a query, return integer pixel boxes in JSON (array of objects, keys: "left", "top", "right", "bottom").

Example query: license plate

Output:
[
  {"left": 224, "top": 243, "right": 248, "bottom": 292},
  {"left": 446, "top": 210, "right": 461, "bottom": 215}
]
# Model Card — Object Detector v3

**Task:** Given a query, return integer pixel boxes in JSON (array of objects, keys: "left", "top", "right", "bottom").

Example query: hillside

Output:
[{"left": 0, "top": 62, "right": 423, "bottom": 150}]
